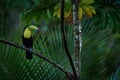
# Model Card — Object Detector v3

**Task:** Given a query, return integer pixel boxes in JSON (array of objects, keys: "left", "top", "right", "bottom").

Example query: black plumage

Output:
[{"left": 22, "top": 26, "right": 33, "bottom": 59}]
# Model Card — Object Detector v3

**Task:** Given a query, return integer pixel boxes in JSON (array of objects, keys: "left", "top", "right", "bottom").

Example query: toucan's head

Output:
[{"left": 23, "top": 25, "right": 40, "bottom": 38}]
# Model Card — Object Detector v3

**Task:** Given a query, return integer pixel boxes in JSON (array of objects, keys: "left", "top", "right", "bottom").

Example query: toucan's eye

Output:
[
  {"left": 34, "top": 29, "right": 39, "bottom": 33},
  {"left": 35, "top": 30, "right": 38, "bottom": 32}
]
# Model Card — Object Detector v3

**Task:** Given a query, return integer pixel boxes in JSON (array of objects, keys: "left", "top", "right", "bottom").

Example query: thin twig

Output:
[
  {"left": 61, "top": 0, "right": 77, "bottom": 78},
  {"left": 0, "top": 39, "right": 68, "bottom": 75}
]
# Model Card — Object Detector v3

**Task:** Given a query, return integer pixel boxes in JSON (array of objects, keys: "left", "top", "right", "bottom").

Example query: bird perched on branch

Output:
[{"left": 22, "top": 25, "right": 40, "bottom": 59}]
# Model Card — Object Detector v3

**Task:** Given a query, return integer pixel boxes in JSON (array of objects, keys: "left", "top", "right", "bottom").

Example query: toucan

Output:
[{"left": 22, "top": 25, "right": 40, "bottom": 59}]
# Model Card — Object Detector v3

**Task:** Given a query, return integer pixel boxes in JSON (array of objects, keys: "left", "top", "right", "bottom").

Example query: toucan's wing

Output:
[{"left": 22, "top": 35, "right": 33, "bottom": 48}]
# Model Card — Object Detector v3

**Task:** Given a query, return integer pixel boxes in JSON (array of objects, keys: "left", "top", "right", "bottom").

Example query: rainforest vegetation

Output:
[{"left": 0, "top": 0, "right": 120, "bottom": 80}]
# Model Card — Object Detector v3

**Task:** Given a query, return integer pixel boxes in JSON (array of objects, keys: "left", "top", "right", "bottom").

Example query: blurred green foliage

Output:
[
  {"left": 0, "top": 0, "right": 120, "bottom": 80},
  {"left": 93, "top": 0, "right": 120, "bottom": 33}
]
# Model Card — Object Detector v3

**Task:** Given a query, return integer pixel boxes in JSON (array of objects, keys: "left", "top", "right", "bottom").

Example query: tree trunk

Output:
[{"left": 72, "top": 0, "right": 81, "bottom": 79}]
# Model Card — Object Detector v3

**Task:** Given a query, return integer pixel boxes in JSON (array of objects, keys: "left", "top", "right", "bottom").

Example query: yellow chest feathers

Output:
[{"left": 23, "top": 28, "right": 31, "bottom": 38}]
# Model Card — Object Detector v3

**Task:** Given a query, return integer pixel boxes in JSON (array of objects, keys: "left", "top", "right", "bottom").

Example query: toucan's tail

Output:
[{"left": 26, "top": 51, "right": 32, "bottom": 59}]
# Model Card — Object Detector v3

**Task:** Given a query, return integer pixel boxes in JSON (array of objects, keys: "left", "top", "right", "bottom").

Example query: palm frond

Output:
[
  {"left": 107, "top": 67, "right": 120, "bottom": 80},
  {"left": 93, "top": 0, "right": 120, "bottom": 33}
]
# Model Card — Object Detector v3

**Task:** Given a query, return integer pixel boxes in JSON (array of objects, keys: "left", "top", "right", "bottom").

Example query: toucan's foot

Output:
[
  {"left": 22, "top": 45, "right": 25, "bottom": 48},
  {"left": 30, "top": 48, "right": 32, "bottom": 51}
]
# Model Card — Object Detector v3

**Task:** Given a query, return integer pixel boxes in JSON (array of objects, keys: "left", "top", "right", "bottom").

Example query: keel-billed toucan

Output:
[{"left": 22, "top": 25, "right": 40, "bottom": 59}]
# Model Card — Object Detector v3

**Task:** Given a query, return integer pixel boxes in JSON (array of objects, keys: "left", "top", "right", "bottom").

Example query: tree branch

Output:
[
  {"left": 0, "top": 39, "right": 68, "bottom": 75},
  {"left": 61, "top": 0, "right": 77, "bottom": 78}
]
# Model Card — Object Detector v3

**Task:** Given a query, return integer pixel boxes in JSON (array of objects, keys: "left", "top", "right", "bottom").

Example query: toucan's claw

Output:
[
  {"left": 22, "top": 45, "right": 25, "bottom": 48},
  {"left": 30, "top": 48, "right": 32, "bottom": 51}
]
